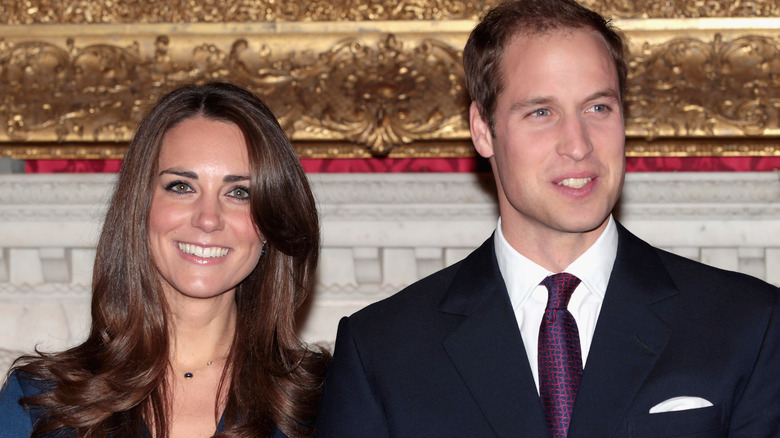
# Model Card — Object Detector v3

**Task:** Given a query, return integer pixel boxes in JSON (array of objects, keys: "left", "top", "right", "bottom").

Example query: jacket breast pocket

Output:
[{"left": 628, "top": 404, "right": 725, "bottom": 438}]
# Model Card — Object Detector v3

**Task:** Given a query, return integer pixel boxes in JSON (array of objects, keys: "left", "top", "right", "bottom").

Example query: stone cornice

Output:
[{"left": 1, "top": 173, "right": 778, "bottom": 223}]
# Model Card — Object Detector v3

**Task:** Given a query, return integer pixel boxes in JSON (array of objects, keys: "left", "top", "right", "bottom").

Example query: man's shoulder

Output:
[
  {"left": 653, "top": 246, "right": 778, "bottom": 302},
  {"left": 348, "top": 237, "right": 495, "bottom": 327},
  {"left": 616, "top": 222, "right": 777, "bottom": 304},
  {"left": 350, "top": 256, "right": 467, "bottom": 322}
]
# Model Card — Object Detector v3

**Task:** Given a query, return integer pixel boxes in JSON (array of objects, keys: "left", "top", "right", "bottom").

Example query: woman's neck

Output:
[
  {"left": 168, "top": 294, "right": 237, "bottom": 370},
  {"left": 158, "top": 295, "right": 237, "bottom": 438}
]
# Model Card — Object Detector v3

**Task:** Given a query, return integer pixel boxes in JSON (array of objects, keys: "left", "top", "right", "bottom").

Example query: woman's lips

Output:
[{"left": 176, "top": 242, "right": 230, "bottom": 259}]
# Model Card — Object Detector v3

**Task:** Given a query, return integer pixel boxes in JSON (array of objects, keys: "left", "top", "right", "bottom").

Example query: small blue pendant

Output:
[{"left": 184, "top": 372, "right": 193, "bottom": 379}]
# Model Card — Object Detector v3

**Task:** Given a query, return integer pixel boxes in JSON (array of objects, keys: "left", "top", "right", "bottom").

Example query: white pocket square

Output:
[{"left": 649, "top": 396, "right": 713, "bottom": 414}]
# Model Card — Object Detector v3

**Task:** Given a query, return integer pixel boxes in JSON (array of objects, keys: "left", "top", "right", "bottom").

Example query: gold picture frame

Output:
[{"left": 1, "top": 0, "right": 779, "bottom": 160}]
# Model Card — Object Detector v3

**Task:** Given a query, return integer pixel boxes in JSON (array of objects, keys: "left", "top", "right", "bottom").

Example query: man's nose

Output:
[{"left": 557, "top": 115, "right": 593, "bottom": 161}]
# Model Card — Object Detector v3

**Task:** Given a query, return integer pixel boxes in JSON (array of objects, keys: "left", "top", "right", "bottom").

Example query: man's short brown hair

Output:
[{"left": 463, "top": 0, "right": 627, "bottom": 136}]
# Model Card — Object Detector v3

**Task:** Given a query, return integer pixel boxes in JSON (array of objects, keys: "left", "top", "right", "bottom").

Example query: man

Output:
[{"left": 315, "top": 0, "right": 780, "bottom": 436}]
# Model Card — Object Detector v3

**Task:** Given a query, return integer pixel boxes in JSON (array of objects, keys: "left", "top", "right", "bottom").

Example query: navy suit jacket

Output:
[{"left": 315, "top": 223, "right": 780, "bottom": 437}]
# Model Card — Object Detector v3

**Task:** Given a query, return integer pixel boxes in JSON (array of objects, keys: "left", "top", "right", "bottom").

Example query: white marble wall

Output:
[{"left": 1, "top": 172, "right": 779, "bottom": 374}]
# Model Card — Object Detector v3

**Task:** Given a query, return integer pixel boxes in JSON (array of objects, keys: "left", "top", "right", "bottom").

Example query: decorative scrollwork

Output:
[
  {"left": 581, "top": 0, "right": 779, "bottom": 18},
  {"left": 0, "top": 31, "right": 469, "bottom": 157},
  {"left": 0, "top": 0, "right": 487, "bottom": 23},
  {"left": 0, "top": 38, "right": 159, "bottom": 142},
  {"left": 1, "top": 15, "right": 780, "bottom": 158},
  {"left": 1, "top": 0, "right": 778, "bottom": 24},
  {"left": 291, "top": 35, "right": 467, "bottom": 156},
  {"left": 626, "top": 34, "right": 780, "bottom": 139}
]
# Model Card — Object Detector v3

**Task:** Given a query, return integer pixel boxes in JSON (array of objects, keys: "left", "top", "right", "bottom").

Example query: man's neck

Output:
[{"left": 500, "top": 216, "right": 611, "bottom": 272}]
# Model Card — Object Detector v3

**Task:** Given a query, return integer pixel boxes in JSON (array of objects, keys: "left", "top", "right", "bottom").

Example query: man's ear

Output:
[{"left": 469, "top": 101, "right": 494, "bottom": 159}]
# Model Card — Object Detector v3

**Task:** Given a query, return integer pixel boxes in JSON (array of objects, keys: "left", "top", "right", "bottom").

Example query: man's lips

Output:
[{"left": 556, "top": 177, "right": 593, "bottom": 189}]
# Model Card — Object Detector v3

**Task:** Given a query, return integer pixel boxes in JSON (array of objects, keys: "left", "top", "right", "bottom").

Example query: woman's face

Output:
[{"left": 148, "top": 116, "right": 263, "bottom": 302}]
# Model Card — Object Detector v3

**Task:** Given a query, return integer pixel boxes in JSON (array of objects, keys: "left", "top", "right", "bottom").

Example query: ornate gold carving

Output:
[
  {"left": 581, "top": 0, "right": 779, "bottom": 18},
  {"left": 625, "top": 138, "right": 780, "bottom": 157},
  {"left": 626, "top": 31, "right": 780, "bottom": 139},
  {"left": 289, "top": 35, "right": 467, "bottom": 156},
  {"left": 3, "top": 139, "right": 779, "bottom": 160},
  {"left": 0, "top": 0, "right": 486, "bottom": 23},
  {"left": 2, "top": 0, "right": 778, "bottom": 23},
  {"left": 0, "top": 24, "right": 471, "bottom": 158},
  {"left": 1, "top": 18, "right": 780, "bottom": 159}
]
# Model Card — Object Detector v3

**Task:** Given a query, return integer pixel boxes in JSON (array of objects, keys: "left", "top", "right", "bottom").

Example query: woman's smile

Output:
[{"left": 148, "top": 116, "right": 263, "bottom": 300}]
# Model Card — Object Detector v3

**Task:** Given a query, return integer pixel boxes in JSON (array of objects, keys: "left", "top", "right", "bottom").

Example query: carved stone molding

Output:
[
  {"left": 619, "top": 172, "right": 780, "bottom": 220},
  {"left": 1, "top": 10, "right": 780, "bottom": 158},
  {"left": 0, "top": 172, "right": 779, "bottom": 358},
  {"left": 0, "top": 282, "right": 92, "bottom": 296},
  {"left": 0, "top": 348, "right": 22, "bottom": 375},
  {"left": 314, "top": 173, "right": 498, "bottom": 221},
  {"left": 2, "top": 171, "right": 777, "bottom": 223},
  {"left": 622, "top": 172, "right": 780, "bottom": 204},
  {"left": 0, "top": 176, "right": 112, "bottom": 205}
]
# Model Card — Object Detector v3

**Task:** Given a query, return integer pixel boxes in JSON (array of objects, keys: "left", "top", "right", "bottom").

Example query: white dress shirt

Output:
[{"left": 494, "top": 215, "right": 618, "bottom": 392}]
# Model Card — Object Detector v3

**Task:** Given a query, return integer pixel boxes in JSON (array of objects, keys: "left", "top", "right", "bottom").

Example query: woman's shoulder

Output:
[
  {"left": 0, "top": 370, "right": 47, "bottom": 436},
  {"left": 7, "top": 370, "right": 54, "bottom": 397},
  {"left": 272, "top": 426, "right": 290, "bottom": 437}
]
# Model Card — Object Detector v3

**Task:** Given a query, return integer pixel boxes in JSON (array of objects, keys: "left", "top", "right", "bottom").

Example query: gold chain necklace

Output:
[{"left": 174, "top": 356, "right": 226, "bottom": 380}]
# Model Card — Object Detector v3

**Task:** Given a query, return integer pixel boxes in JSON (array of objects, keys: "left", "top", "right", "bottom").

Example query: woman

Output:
[{"left": 0, "top": 82, "right": 330, "bottom": 437}]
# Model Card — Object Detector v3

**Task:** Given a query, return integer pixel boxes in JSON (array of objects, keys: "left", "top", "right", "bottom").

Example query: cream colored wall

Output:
[{"left": 1, "top": 172, "right": 779, "bottom": 374}]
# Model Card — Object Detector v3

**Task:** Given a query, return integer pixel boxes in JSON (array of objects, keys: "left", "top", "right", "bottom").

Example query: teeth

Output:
[
  {"left": 177, "top": 243, "right": 229, "bottom": 258},
  {"left": 558, "top": 177, "right": 592, "bottom": 189}
]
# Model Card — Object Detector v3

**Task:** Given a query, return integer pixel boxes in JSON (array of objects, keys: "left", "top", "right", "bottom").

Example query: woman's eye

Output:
[
  {"left": 228, "top": 186, "right": 250, "bottom": 200},
  {"left": 165, "top": 181, "right": 192, "bottom": 194}
]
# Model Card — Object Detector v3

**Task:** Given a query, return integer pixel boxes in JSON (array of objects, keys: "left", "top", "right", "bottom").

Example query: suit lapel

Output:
[
  {"left": 570, "top": 223, "right": 680, "bottom": 437},
  {"left": 439, "top": 238, "right": 549, "bottom": 437}
]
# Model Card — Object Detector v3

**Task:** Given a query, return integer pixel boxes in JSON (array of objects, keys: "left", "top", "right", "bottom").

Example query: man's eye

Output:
[
  {"left": 228, "top": 186, "right": 250, "bottom": 200},
  {"left": 591, "top": 104, "right": 609, "bottom": 113},
  {"left": 532, "top": 108, "right": 550, "bottom": 117}
]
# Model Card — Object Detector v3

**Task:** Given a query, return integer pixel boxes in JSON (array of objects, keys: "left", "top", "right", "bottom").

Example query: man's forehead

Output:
[{"left": 492, "top": 38, "right": 621, "bottom": 121}]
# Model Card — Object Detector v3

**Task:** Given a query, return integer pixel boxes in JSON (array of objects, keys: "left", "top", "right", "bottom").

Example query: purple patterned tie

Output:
[{"left": 538, "top": 273, "right": 582, "bottom": 438}]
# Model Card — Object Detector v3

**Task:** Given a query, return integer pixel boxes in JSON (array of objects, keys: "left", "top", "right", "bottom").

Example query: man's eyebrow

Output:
[
  {"left": 509, "top": 97, "right": 555, "bottom": 112},
  {"left": 507, "top": 89, "right": 620, "bottom": 112},
  {"left": 586, "top": 89, "right": 620, "bottom": 102}
]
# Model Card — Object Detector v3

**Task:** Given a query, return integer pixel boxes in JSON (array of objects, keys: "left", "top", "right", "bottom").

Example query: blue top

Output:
[
  {"left": 0, "top": 372, "right": 37, "bottom": 437},
  {"left": 0, "top": 371, "right": 288, "bottom": 437}
]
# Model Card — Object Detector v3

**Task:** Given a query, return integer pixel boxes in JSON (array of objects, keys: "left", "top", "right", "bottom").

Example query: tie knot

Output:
[{"left": 540, "top": 273, "right": 581, "bottom": 309}]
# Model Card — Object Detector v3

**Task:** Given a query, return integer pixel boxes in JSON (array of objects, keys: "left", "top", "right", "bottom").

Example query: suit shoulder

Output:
[
  {"left": 349, "top": 256, "right": 466, "bottom": 324},
  {"left": 653, "top": 246, "right": 778, "bottom": 303}
]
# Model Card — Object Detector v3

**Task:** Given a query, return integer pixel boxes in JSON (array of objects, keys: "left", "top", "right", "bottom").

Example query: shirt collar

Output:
[{"left": 495, "top": 215, "right": 618, "bottom": 309}]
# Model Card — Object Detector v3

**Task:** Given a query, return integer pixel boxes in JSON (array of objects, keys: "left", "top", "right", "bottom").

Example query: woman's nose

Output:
[{"left": 191, "top": 196, "right": 224, "bottom": 232}]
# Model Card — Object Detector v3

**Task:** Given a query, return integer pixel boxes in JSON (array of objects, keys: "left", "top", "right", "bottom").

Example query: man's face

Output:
[{"left": 470, "top": 28, "right": 625, "bottom": 253}]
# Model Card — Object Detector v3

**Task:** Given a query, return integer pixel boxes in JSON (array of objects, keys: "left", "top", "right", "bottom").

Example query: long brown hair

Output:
[
  {"left": 14, "top": 82, "right": 329, "bottom": 437},
  {"left": 463, "top": 0, "right": 628, "bottom": 136}
]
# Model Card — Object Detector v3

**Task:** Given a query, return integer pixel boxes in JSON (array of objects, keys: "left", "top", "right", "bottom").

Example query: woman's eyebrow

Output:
[
  {"left": 223, "top": 175, "right": 250, "bottom": 183},
  {"left": 159, "top": 169, "right": 249, "bottom": 183},
  {"left": 159, "top": 169, "right": 197, "bottom": 179}
]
